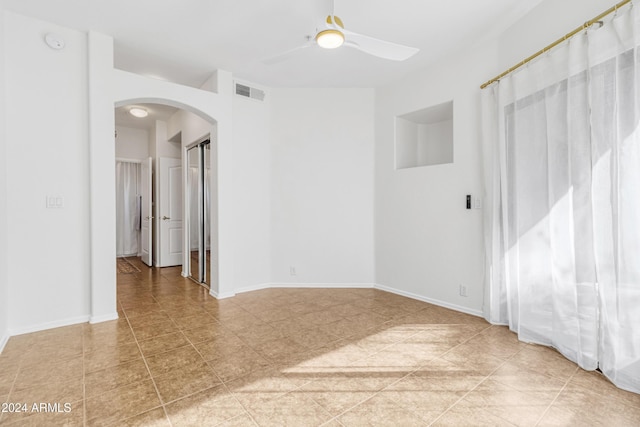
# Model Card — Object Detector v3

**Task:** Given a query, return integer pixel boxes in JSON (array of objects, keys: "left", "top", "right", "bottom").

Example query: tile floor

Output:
[{"left": 1, "top": 258, "right": 639, "bottom": 426}]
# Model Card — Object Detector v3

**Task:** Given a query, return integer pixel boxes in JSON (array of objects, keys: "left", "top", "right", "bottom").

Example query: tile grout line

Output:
[
  {"left": 256, "top": 308, "right": 430, "bottom": 425},
  {"left": 121, "top": 301, "right": 174, "bottom": 427},
  {"left": 207, "top": 335, "right": 333, "bottom": 426},
  {"left": 425, "top": 339, "right": 529, "bottom": 426},
  {"left": 192, "top": 324, "right": 294, "bottom": 427},
  {"left": 0, "top": 352, "right": 22, "bottom": 425},
  {"left": 316, "top": 324, "right": 430, "bottom": 423},
  {"left": 107, "top": 271, "right": 621, "bottom": 426},
  {"left": 216, "top": 380, "right": 261, "bottom": 427},
  {"left": 324, "top": 321, "right": 494, "bottom": 425},
  {"left": 533, "top": 365, "right": 579, "bottom": 427},
  {"left": 295, "top": 320, "right": 475, "bottom": 424},
  {"left": 178, "top": 332, "right": 230, "bottom": 403},
  {"left": 398, "top": 322, "right": 496, "bottom": 424},
  {"left": 146, "top": 285, "right": 255, "bottom": 424}
]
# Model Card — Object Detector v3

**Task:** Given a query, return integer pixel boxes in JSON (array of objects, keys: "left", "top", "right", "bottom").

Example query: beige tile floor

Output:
[{"left": 1, "top": 258, "right": 639, "bottom": 426}]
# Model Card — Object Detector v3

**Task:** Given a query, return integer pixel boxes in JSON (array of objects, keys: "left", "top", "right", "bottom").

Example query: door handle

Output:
[
  {"left": 162, "top": 216, "right": 171, "bottom": 220},
  {"left": 145, "top": 216, "right": 155, "bottom": 220}
]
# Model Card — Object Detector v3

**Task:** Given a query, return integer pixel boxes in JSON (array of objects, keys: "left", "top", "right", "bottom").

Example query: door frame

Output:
[{"left": 140, "top": 157, "right": 153, "bottom": 266}]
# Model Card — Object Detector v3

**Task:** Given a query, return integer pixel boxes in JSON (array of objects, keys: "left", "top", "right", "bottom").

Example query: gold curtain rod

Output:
[{"left": 480, "top": 0, "right": 632, "bottom": 89}]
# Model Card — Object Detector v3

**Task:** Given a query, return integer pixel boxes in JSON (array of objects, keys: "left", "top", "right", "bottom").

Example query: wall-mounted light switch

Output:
[
  {"left": 474, "top": 197, "right": 482, "bottom": 209},
  {"left": 46, "top": 195, "right": 64, "bottom": 209},
  {"left": 466, "top": 195, "right": 471, "bottom": 209}
]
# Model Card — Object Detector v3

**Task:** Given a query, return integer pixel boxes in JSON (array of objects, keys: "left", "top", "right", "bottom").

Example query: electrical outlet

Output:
[
  {"left": 459, "top": 284, "right": 468, "bottom": 297},
  {"left": 289, "top": 266, "right": 296, "bottom": 276}
]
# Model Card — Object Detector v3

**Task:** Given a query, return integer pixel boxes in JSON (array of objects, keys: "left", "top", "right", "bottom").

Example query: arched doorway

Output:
[
  {"left": 88, "top": 67, "right": 233, "bottom": 323},
  {"left": 114, "top": 102, "right": 217, "bottom": 283}
]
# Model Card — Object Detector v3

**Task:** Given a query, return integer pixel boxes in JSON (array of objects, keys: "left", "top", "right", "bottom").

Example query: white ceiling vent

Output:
[{"left": 235, "top": 83, "right": 265, "bottom": 101}]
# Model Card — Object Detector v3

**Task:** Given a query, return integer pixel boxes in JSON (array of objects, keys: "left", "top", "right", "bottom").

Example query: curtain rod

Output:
[{"left": 480, "top": 0, "right": 632, "bottom": 89}]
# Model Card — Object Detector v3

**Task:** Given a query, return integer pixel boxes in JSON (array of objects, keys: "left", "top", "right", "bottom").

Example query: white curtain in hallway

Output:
[
  {"left": 116, "top": 161, "right": 141, "bottom": 257},
  {"left": 482, "top": 3, "right": 640, "bottom": 393}
]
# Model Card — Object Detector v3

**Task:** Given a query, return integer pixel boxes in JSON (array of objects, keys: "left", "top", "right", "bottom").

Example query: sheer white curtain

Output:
[
  {"left": 115, "top": 161, "right": 141, "bottom": 257},
  {"left": 482, "top": 3, "right": 640, "bottom": 393}
]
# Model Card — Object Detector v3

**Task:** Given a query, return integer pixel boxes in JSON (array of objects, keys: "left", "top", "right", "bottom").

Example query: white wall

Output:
[
  {"left": 395, "top": 117, "right": 419, "bottom": 169},
  {"left": 375, "top": 46, "right": 491, "bottom": 315},
  {"left": 231, "top": 83, "right": 271, "bottom": 292},
  {"left": 0, "top": 0, "right": 615, "bottom": 341},
  {"left": 167, "top": 109, "right": 213, "bottom": 147},
  {"left": 496, "top": 0, "right": 610, "bottom": 74},
  {"left": 5, "top": 12, "right": 90, "bottom": 333},
  {"left": 418, "top": 120, "right": 453, "bottom": 167},
  {"left": 0, "top": 4, "right": 10, "bottom": 350},
  {"left": 115, "top": 125, "right": 149, "bottom": 160},
  {"left": 154, "top": 120, "right": 180, "bottom": 159},
  {"left": 165, "top": 82, "right": 273, "bottom": 295},
  {"left": 270, "top": 89, "right": 375, "bottom": 286},
  {"left": 374, "top": 0, "right": 616, "bottom": 316}
]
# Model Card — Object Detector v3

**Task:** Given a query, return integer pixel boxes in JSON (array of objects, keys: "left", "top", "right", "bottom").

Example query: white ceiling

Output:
[{"left": 3, "top": 0, "right": 544, "bottom": 89}]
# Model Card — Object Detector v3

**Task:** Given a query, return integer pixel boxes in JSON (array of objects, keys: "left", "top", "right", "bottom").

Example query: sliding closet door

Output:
[
  {"left": 203, "top": 142, "right": 211, "bottom": 284},
  {"left": 186, "top": 140, "right": 211, "bottom": 286},
  {"left": 187, "top": 146, "right": 201, "bottom": 282}
]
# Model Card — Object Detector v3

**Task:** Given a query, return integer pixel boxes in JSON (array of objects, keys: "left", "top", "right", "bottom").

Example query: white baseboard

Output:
[
  {"left": 270, "top": 282, "right": 375, "bottom": 289},
  {"left": 236, "top": 282, "right": 376, "bottom": 294},
  {"left": 0, "top": 333, "right": 9, "bottom": 354},
  {"left": 181, "top": 271, "right": 189, "bottom": 278},
  {"left": 9, "top": 315, "right": 91, "bottom": 337},
  {"left": 227, "top": 282, "right": 481, "bottom": 318},
  {"left": 374, "top": 284, "right": 484, "bottom": 318},
  {"left": 209, "top": 288, "right": 236, "bottom": 299},
  {"left": 210, "top": 283, "right": 375, "bottom": 299},
  {"left": 233, "top": 283, "right": 271, "bottom": 294},
  {"left": 90, "top": 312, "right": 119, "bottom": 324}
]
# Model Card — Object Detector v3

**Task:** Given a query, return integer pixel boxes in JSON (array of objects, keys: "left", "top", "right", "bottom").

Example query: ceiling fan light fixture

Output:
[
  {"left": 316, "top": 29, "right": 345, "bottom": 49},
  {"left": 129, "top": 107, "right": 148, "bottom": 118}
]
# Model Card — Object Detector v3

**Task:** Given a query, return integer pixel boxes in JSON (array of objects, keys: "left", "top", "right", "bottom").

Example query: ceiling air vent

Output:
[{"left": 235, "top": 83, "right": 265, "bottom": 101}]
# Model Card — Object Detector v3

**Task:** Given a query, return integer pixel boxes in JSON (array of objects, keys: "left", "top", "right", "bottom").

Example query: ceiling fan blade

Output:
[
  {"left": 263, "top": 41, "right": 314, "bottom": 65},
  {"left": 342, "top": 29, "right": 418, "bottom": 61}
]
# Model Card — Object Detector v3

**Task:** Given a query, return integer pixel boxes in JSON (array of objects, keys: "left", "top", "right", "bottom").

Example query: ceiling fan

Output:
[{"left": 264, "top": 1, "right": 419, "bottom": 64}]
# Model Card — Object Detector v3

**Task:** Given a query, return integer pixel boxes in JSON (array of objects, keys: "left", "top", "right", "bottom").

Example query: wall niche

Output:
[{"left": 395, "top": 100, "right": 453, "bottom": 169}]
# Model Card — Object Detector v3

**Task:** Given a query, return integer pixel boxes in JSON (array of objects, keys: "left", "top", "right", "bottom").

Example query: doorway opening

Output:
[
  {"left": 113, "top": 102, "right": 218, "bottom": 290},
  {"left": 114, "top": 159, "right": 142, "bottom": 259}
]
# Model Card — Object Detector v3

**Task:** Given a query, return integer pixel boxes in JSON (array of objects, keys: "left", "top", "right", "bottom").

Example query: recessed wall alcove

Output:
[{"left": 395, "top": 100, "right": 453, "bottom": 169}]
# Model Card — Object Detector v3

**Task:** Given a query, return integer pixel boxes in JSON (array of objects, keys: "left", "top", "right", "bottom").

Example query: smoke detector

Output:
[{"left": 45, "top": 33, "right": 65, "bottom": 50}]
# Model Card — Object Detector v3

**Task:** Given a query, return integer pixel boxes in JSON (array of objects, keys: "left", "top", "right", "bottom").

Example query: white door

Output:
[
  {"left": 158, "top": 157, "right": 183, "bottom": 267},
  {"left": 140, "top": 157, "right": 153, "bottom": 266}
]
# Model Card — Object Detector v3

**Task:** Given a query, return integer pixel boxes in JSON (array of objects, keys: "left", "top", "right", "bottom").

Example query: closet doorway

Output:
[
  {"left": 186, "top": 139, "right": 211, "bottom": 287},
  {"left": 115, "top": 159, "right": 142, "bottom": 258}
]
